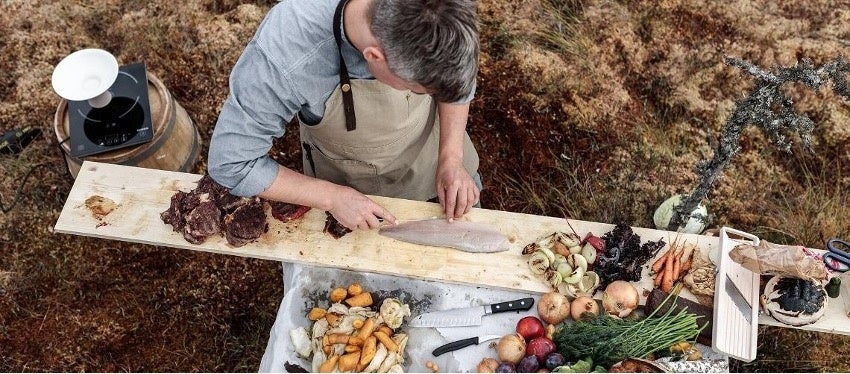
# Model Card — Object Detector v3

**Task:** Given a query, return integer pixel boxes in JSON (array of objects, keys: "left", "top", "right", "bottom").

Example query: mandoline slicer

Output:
[{"left": 713, "top": 227, "right": 761, "bottom": 362}]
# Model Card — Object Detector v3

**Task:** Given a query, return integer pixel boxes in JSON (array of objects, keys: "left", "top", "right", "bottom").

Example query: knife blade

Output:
[
  {"left": 432, "top": 334, "right": 501, "bottom": 357},
  {"left": 408, "top": 297, "right": 535, "bottom": 328},
  {"left": 725, "top": 273, "right": 753, "bottom": 325}
]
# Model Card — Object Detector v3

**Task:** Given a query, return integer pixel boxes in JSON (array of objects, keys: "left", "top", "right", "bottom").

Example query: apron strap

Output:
[{"left": 333, "top": 0, "right": 357, "bottom": 131}]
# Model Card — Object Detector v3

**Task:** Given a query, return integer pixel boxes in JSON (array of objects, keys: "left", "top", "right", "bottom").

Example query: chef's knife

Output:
[
  {"left": 408, "top": 297, "right": 535, "bottom": 327},
  {"left": 432, "top": 335, "right": 501, "bottom": 357},
  {"left": 725, "top": 273, "right": 753, "bottom": 325}
]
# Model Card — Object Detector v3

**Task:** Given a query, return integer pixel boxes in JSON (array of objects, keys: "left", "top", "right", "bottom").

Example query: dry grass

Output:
[{"left": 2, "top": 0, "right": 850, "bottom": 371}]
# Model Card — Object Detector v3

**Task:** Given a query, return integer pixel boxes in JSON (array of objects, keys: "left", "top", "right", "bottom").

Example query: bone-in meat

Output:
[
  {"left": 223, "top": 198, "right": 268, "bottom": 247},
  {"left": 161, "top": 175, "right": 285, "bottom": 247},
  {"left": 183, "top": 197, "right": 221, "bottom": 244}
]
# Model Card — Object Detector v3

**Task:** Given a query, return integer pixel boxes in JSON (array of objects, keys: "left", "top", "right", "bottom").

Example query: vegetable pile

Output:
[
  {"left": 479, "top": 316, "right": 567, "bottom": 373},
  {"left": 553, "top": 295, "right": 704, "bottom": 368},
  {"left": 522, "top": 232, "right": 603, "bottom": 298},
  {"left": 289, "top": 283, "right": 412, "bottom": 373},
  {"left": 650, "top": 239, "right": 696, "bottom": 293}
]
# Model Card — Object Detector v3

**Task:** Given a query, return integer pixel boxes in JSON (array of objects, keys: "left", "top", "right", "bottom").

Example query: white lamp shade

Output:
[{"left": 51, "top": 48, "right": 119, "bottom": 101}]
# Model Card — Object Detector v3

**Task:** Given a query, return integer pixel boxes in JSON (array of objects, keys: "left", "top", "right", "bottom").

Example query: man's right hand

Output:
[
  {"left": 327, "top": 185, "right": 397, "bottom": 231},
  {"left": 258, "top": 165, "right": 396, "bottom": 231}
]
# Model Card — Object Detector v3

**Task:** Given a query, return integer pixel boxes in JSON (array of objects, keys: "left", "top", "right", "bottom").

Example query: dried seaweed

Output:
[{"left": 596, "top": 224, "right": 666, "bottom": 288}]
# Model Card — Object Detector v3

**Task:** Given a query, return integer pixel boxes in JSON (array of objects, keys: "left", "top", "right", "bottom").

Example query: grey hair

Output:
[{"left": 368, "top": 0, "right": 479, "bottom": 103}]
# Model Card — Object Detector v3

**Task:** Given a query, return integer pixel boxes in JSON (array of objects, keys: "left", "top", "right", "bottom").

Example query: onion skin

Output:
[
  {"left": 477, "top": 358, "right": 500, "bottom": 373},
  {"left": 570, "top": 296, "right": 600, "bottom": 321},
  {"left": 538, "top": 292, "right": 571, "bottom": 325},
  {"left": 601, "top": 280, "right": 639, "bottom": 318},
  {"left": 496, "top": 333, "right": 527, "bottom": 365}
]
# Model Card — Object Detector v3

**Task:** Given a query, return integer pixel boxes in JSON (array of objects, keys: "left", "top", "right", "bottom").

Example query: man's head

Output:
[{"left": 367, "top": 0, "right": 479, "bottom": 103}]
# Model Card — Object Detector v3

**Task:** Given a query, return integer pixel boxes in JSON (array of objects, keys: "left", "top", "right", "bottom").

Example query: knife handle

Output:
[
  {"left": 490, "top": 297, "right": 535, "bottom": 313},
  {"left": 432, "top": 337, "right": 478, "bottom": 357}
]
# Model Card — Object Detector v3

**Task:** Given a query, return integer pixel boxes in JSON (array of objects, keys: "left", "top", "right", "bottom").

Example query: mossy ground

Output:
[{"left": 1, "top": 0, "right": 848, "bottom": 371}]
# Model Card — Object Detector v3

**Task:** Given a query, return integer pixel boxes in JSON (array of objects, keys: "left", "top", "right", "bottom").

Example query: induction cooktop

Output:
[{"left": 67, "top": 62, "right": 153, "bottom": 158}]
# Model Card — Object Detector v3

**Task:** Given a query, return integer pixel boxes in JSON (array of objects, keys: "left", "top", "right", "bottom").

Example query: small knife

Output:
[
  {"left": 408, "top": 297, "right": 535, "bottom": 328},
  {"left": 432, "top": 335, "right": 502, "bottom": 357},
  {"left": 725, "top": 273, "right": 753, "bottom": 325}
]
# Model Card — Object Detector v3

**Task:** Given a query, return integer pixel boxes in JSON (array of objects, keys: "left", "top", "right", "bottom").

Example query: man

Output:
[
  {"left": 208, "top": 0, "right": 482, "bottom": 229},
  {"left": 208, "top": 0, "right": 481, "bottom": 371},
  {"left": 209, "top": 2, "right": 482, "bottom": 368}
]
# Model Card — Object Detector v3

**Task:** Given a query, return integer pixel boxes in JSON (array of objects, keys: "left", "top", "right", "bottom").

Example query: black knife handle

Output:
[
  {"left": 432, "top": 337, "right": 479, "bottom": 357},
  {"left": 490, "top": 297, "right": 535, "bottom": 313}
]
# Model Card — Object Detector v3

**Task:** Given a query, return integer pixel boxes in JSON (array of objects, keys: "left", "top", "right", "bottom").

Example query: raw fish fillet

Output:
[{"left": 378, "top": 219, "right": 508, "bottom": 253}]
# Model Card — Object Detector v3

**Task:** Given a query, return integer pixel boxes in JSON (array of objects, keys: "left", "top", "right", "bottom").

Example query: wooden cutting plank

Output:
[
  {"left": 55, "top": 161, "right": 719, "bottom": 301},
  {"left": 55, "top": 161, "right": 850, "bottom": 337}
]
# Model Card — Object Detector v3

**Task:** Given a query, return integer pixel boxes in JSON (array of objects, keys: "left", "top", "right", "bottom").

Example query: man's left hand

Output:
[{"left": 436, "top": 159, "right": 479, "bottom": 221}]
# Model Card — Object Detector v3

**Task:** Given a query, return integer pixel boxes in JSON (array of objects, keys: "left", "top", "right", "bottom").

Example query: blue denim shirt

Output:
[{"left": 208, "top": 0, "right": 473, "bottom": 197}]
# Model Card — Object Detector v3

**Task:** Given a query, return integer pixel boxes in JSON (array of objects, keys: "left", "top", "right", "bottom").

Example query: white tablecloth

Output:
[
  {"left": 259, "top": 263, "right": 540, "bottom": 372},
  {"left": 258, "top": 263, "right": 728, "bottom": 373}
]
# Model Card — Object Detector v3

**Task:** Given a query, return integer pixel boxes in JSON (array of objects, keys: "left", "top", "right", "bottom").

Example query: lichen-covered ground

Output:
[{"left": 1, "top": 0, "right": 849, "bottom": 371}]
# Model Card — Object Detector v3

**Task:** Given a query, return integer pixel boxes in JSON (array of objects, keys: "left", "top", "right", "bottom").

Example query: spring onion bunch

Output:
[{"left": 553, "top": 294, "right": 705, "bottom": 368}]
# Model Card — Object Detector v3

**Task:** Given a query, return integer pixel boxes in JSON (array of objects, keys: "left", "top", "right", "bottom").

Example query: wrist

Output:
[
  {"left": 438, "top": 153, "right": 464, "bottom": 167},
  {"left": 315, "top": 180, "right": 341, "bottom": 211}
]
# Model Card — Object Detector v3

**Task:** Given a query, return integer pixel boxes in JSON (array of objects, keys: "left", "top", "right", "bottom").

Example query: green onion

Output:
[{"left": 553, "top": 292, "right": 706, "bottom": 368}]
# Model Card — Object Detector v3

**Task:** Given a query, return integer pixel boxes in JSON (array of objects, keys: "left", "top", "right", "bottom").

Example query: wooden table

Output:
[{"left": 54, "top": 161, "right": 849, "bottom": 336}]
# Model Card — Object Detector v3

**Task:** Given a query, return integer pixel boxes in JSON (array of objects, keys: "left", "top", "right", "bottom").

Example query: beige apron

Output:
[{"left": 300, "top": 80, "right": 479, "bottom": 201}]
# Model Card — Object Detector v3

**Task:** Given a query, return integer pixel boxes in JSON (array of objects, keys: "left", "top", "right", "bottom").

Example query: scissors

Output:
[{"left": 823, "top": 238, "right": 850, "bottom": 272}]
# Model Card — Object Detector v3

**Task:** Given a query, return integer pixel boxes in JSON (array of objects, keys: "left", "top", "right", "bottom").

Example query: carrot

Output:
[
  {"left": 654, "top": 271, "right": 663, "bottom": 287},
  {"left": 373, "top": 331, "right": 398, "bottom": 352},
  {"left": 356, "top": 318, "right": 376, "bottom": 341},
  {"left": 671, "top": 250, "right": 682, "bottom": 282},
  {"left": 651, "top": 249, "right": 672, "bottom": 273},
  {"left": 319, "top": 355, "right": 339, "bottom": 373},
  {"left": 345, "top": 292, "right": 373, "bottom": 307},
  {"left": 661, "top": 247, "right": 676, "bottom": 292}
]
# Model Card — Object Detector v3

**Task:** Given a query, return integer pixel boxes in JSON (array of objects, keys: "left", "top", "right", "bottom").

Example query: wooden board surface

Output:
[
  {"left": 55, "top": 161, "right": 850, "bottom": 336},
  {"left": 54, "top": 161, "right": 720, "bottom": 301}
]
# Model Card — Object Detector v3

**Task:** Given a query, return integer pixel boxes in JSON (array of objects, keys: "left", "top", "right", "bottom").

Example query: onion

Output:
[
  {"left": 601, "top": 280, "right": 639, "bottom": 318},
  {"left": 496, "top": 333, "right": 527, "bottom": 365},
  {"left": 476, "top": 358, "right": 500, "bottom": 373},
  {"left": 537, "top": 291, "right": 571, "bottom": 325},
  {"left": 570, "top": 295, "right": 599, "bottom": 321}
]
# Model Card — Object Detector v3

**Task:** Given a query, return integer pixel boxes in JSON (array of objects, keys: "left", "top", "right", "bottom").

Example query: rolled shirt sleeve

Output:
[
  {"left": 455, "top": 79, "right": 477, "bottom": 104},
  {"left": 208, "top": 41, "right": 303, "bottom": 197}
]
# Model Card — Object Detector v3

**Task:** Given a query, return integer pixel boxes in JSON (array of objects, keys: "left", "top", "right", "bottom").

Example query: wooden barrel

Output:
[{"left": 53, "top": 72, "right": 200, "bottom": 178}]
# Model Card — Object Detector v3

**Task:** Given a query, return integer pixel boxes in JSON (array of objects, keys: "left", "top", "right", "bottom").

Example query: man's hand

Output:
[
  {"left": 259, "top": 165, "right": 396, "bottom": 231},
  {"left": 435, "top": 101, "right": 478, "bottom": 221},
  {"left": 436, "top": 158, "right": 479, "bottom": 221},
  {"left": 328, "top": 185, "right": 397, "bottom": 231}
]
